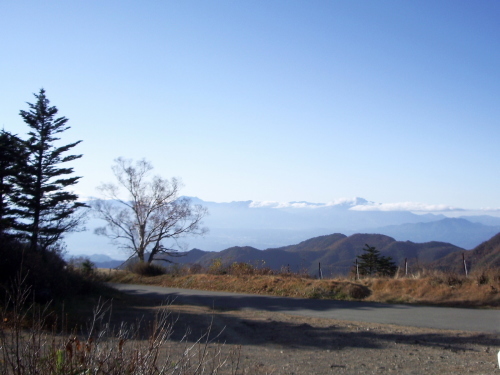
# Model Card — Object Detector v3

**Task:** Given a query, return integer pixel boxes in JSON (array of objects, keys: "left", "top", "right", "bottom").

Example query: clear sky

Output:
[{"left": 1, "top": 1, "right": 499, "bottom": 212}]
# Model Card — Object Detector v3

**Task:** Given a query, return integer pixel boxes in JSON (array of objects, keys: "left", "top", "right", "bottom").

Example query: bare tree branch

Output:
[{"left": 90, "top": 158, "right": 208, "bottom": 263}]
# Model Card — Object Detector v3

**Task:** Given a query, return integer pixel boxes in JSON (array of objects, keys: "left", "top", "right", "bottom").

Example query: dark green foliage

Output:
[
  {"left": 81, "top": 258, "right": 96, "bottom": 275},
  {"left": 356, "top": 244, "right": 398, "bottom": 277},
  {"left": 356, "top": 244, "right": 380, "bottom": 276},
  {"left": 0, "top": 131, "right": 26, "bottom": 238},
  {"left": 0, "top": 238, "right": 101, "bottom": 302},
  {"left": 376, "top": 254, "right": 398, "bottom": 277},
  {"left": 12, "top": 89, "right": 86, "bottom": 252}
]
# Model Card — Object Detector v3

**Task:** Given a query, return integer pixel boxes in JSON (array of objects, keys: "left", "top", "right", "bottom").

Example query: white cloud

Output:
[
  {"left": 349, "top": 202, "right": 463, "bottom": 212},
  {"left": 248, "top": 198, "right": 490, "bottom": 213},
  {"left": 478, "top": 207, "right": 500, "bottom": 212},
  {"left": 249, "top": 197, "right": 370, "bottom": 209},
  {"left": 325, "top": 198, "right": 356, "bottom": 206},
  {"left": 325, "top": 197, "right": 371, "bottom": 206},
  {"left": 249, "top": 201, "right": 320, "bottom": 209},
  {"left": 248, "top": 201, "right": 279, "bottom": 208}
]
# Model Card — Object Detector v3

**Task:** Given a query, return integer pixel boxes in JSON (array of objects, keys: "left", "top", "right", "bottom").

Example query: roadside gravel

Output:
[{"left": 112, "top": 300, "right": 500, "bottom": 375}]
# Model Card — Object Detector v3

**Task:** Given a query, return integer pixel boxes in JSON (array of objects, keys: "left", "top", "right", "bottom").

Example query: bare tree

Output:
[{"left": 91, "top": 158, "right": 207, "bottom": 263}]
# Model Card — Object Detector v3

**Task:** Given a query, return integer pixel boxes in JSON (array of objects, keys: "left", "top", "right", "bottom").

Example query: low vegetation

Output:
[
  {"left": 0, "top": 241, "right": 242, "bottom": 375},
  {"left": 2, "top": 235, "right": 499, "bottom": 375},
  {"left": 0, "top": 239, "right": 109, "bottom": 305},
  {"left": 105, "top": 259, "right": 500, "bottom": 308},
  {"left": 365, "top": 268, "right": 500, "bottom": 307},
  {"left": 0, "top": 280, "right": 241, "bottom": 375}
]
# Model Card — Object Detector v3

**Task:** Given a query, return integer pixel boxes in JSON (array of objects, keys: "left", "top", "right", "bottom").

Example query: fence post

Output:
[
  {"left": 462, "top": 253, "right": 468, "bottom": 277},
  {"left": 356, "top": 258, "right": 359, "bottom": 280},
  {"left": 318, "top": 262, "right": 323, "bottom": 279},
  {"left": 405, "top": 258, "right": 408, "bottom": 277}
]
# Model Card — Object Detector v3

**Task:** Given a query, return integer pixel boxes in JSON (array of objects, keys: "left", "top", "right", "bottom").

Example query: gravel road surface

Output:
[
  {"left": 109, "top": 283, "right": 500, "bottom": 374},
  {"left": 110, "top": 283, "right": 500, "bottom": 333}
]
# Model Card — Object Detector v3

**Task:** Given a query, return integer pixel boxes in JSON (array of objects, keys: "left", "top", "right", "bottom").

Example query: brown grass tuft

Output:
[
  {"left": 105, "top": 265, "right": 500, "bottom": 308},
  {"left": 0, "top": 276, "right": 242, "bottom": 375}
]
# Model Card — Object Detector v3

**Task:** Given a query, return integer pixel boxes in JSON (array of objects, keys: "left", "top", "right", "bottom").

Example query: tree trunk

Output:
[{"left": 30, "top": 146, "right": 44, "bottom": 252}]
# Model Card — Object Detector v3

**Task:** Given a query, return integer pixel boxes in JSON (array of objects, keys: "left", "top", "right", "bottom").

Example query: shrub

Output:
[
  {"left": 0, "top": 281, "right": 242, "bottom": 375},
  {"left": 187, "top": 263, "right": 203, "bottom": 274},
  {"left": 127, "top": 262, "right": 166, "bottom": 277},
  {"left": 442, "top": 272, "right": 465, "bottom": 287},
  {"left": 470, "top": 268, "right": 500, "bottom": 286},
  {"left": 229, "top": 262, "right": 255, "bottom": 276},
  {"left": 342, "top": 282, "right": 371, "bottom": 299},
  {"left": 278, "top": 265, "right": 293, "bottom": 277},
  {"left": 0, "top": 238, "right": 103, "bottom": 302},
  {"left": 68, "top": 256, "right": 96, "bottom": 276},
  {"left": 208, "top": 258, "right": 227, "bottom": 275},
  {"left": 165, "top": 262, "right": 184, "bottom": 276}
]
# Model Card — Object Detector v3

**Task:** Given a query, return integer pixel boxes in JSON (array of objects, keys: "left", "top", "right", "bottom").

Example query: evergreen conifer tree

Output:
[
  {"left": 356, "top": 244, "right": 398, "bottom": 277},
  {"left": 13, "top": 89, "right": 86, "bottom": 252},
  {"left": 356, "top": 244, "right": 381, "bottom": 276},
  {"left": 0, "top": 130, "right": 26, "bottom": 238},
  {"left": 376, "top": 255, "right": 398, "bottom": 277}
]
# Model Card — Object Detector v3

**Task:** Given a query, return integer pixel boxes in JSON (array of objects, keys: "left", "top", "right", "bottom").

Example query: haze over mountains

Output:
[
  {"left": 359, "top": 218, "right": 500, "bottom": 250},
  {"left": 65, "top": 197, "right": 500, "bottom": 259}
]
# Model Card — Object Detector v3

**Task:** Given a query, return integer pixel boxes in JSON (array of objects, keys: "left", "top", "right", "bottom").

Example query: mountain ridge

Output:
[
  {"left": 150, "top": 232, "right": 465, "bottom": 277},
  {"left": 64, "top": 197, "right": 500, "bottom": 257},
  {"left": 90, "top": 230, "right": 500, "bottom": 277},
  {"left": 432, "top": 232, "right": 500, "bottom": 271}
]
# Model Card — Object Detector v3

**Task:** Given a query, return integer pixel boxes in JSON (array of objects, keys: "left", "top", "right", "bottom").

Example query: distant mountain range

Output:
[
  {"left": 432, "top": 232, "right": 500, "bottom": 272},
  {"left": 87, "top": 231, "right": 500, "bottom": 277},
  {"left": 143, "top": 233, "right": 464, "bottom": 277},
  {"left": 68, "top": 254, "right": 124, "bottom": 269},
  {"left": 64, "top": 197, "right": 500, "bottom": 259},
  {"left": 356, "top": 218, "right": 500, "bottom": 250}
]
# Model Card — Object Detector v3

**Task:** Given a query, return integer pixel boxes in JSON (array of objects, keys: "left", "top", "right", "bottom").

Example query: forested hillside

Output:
[{"left": 150, "top": 232, "right": 466, "bottom": 276}]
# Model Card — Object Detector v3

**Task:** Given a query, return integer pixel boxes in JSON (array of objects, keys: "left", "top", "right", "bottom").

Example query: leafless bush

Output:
[
  {"left": 469, "top": 267, "right": 500, "bottom": 286},
  {"left": 187, "top": 264, "right": 203, "bottom": 275},
  {"left": 227, "top": 262, "right": 255, "bottom": 276},
  {"left": 207, "top": 259, "right": 227, "bottom": 275},
  {"left": 0, "top": 274, "right": 242, "bottom": 375},
  {"left": 276, "top": 265, "right": 310, "bottom": 278},
  {"left": 128, "top": 262, "right": 166, "bottom": 277}
]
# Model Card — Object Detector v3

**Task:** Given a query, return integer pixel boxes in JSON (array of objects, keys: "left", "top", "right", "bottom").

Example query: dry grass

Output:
[
  {"left": 107, "top": 271, "right": 370, "bottom": 300},
  {"left": 105, "top": 265, "right": 500, "bottom": 308},
  {"left": 364, "top": 268, "right": 500, "bottom": 307},
  {"left": 0, "top": 276, "right": 243, "bottom": 375}
]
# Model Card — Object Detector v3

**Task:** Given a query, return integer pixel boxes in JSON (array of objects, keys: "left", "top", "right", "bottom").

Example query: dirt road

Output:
[
  {"left": 108, "top": 293, "right": 499, "bottom": 374},
  {"left": 110, "top": 283, "right": 500, "bottom": 333}
]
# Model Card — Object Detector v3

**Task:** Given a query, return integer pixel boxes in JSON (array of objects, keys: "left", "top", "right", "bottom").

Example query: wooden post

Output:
[
  {"left": 462, "top": 253, "right": 468, "bottom": 277},
  {"left": 405, "top": 258, "right": 408, "bottom": 277},
  {"left": 356, "top": 258, "right": 359, "bottom": 280},
  {"left": 318, "top": 262, "right": 323, "bottom": 280}
]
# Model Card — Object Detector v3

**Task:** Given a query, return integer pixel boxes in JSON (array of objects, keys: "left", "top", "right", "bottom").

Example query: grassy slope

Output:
[{"left": 105, "top": 268, "right": 500, "bottom": 308}]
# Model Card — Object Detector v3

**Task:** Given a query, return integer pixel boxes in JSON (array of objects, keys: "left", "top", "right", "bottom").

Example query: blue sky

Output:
[{"left": 1, "top": 1, "right": 499, "bottom": 212}]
